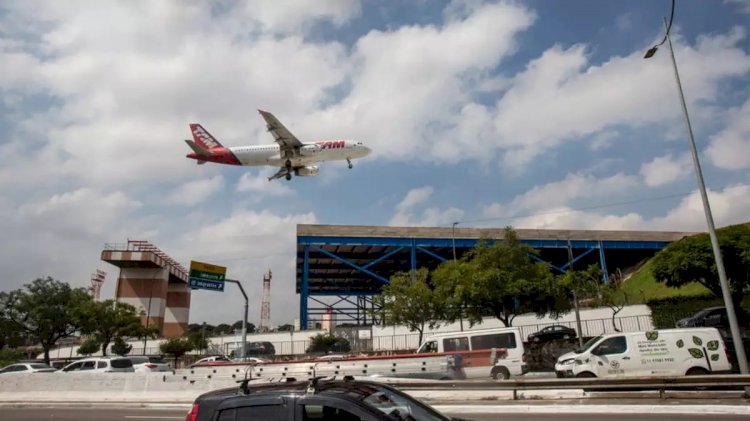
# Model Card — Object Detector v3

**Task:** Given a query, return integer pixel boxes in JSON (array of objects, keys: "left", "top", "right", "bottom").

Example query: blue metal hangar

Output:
[{"left": 295, "top": 224, "right": 694, "bottom": 329}]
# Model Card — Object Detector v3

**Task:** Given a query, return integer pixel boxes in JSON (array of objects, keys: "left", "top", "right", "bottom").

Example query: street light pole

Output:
[
  {"left": 225, "top": 279, "right": 249, "bottom": 360},
  {"left": 645, "top": 17, "right": 748, "bottom": 374}
]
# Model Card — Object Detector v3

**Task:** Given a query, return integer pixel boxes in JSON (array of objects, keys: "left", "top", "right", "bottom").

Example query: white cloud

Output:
[
  {"left": 484, "top": 27, "right": 750, "bottom": 169},
  {"left": 235, "top": 0, "right": 362, "bottom": 34},
  {"left": 483, "top": 173, "right": 639, "bottom": 218},
  {"left": 306, "top": 1, "right": 536, "bottom": 161},
  {"left": 706, "top": 98, "right": 750, "bottom": 170},
  {"left": 166, "top": 175, "right": 225, "bottom": 206},
  {"left": 725, "top": 0, "right": 750, "bottom": 13},
  {"left": 389, "top": 186, "right": 463, "bottom": 227},
  {"left": 236, "top": 173, "right": 293, "bottom": 196},
  {"left": 396, "top": 186, "right": 433, "bottom": 212},
  {"left": 0, "top": 1, "right": 351, "bottom": 189},
  {"left": 505, "top": 184, "right": 750, "bottom": 232},
  {"left": 640, "top": 153, "right": 692, "bottom": 187}
]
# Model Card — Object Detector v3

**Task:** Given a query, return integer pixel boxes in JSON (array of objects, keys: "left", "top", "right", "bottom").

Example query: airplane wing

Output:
[{"left": 257, "top": 110, "right": 304, "bottom": 155}]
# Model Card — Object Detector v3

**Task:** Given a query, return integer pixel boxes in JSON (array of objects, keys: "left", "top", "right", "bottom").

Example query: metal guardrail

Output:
[{"left": 381, "top": 375, "right": 750, "bottom": 399}]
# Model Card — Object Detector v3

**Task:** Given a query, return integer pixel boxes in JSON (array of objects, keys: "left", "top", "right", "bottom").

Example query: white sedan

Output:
[{"left": 0, "top": 363, "right": 56, "bottom": 374}]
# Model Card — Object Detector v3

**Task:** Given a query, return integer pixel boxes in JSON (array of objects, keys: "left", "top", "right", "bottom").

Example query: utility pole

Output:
[{"left": 225, "top": 279, "right": 249, "bottom": 360}]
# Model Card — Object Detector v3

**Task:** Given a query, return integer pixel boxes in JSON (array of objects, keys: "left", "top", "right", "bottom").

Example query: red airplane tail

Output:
[{"left": 189, "top": 123, "right": 224, "bottom": 150}]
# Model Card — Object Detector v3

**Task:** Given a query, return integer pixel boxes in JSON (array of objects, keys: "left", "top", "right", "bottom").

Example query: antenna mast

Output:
[{"left": 260, "top": 270, "right": 272, "bottom": 332}]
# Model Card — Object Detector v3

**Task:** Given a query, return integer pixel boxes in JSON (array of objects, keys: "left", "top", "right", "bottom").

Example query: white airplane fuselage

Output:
[
  {"left": 185, "top": 112, "right": 371, "bottom": 180},
  {"left": 229, "top": 140, "right": 370, "bottom": 167}
]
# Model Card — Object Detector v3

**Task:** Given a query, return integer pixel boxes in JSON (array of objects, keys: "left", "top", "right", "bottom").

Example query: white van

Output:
[
  {"left": 415, "top": 327, "right": 527, "bottom": 379},
  {"left": 555, "top": 328, "right": 731, "bottom": 378}
]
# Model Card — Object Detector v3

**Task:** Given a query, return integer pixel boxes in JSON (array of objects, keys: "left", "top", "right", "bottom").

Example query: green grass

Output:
[{"left": 620, "top": 259, "right": 711, "bottom": 303}]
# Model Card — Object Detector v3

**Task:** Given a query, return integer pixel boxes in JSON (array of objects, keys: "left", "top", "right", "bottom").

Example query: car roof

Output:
[
  {"left": 422, "top": 327, "right": 520, "bottom": 339},
  {"left": 197, "top": 378, "right": 408, "bottom": 403}
]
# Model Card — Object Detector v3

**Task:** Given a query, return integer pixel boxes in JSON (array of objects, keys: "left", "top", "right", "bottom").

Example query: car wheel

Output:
[
  {"left": 576, "top": 372, "right": 596, "bottom": 378},
  {"left": 686, "top": 367, "right": 709, "bottom": 376},
  {"left": 492, "top": 366, "right": 510, "bottom": 381}
]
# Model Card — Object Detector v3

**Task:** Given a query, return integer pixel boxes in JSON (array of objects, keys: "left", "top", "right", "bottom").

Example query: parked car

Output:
[
  {"left": 676, "top": 306, "right": 750, "bottom": 329},
  {"left": 0, "top": 362, "right": 56, "bottom": 374},
  {"left": 527, "top": 325, "right": 577, "bottom": 343},
  {"left": 190, "top": 355, "right": 231, "bottom": 368},
  {"left": 185, "top": 377, "right": 461, "bottom": 421},
  {"left": 229, "top": 341, "right": 276, "bottom": 359},
  {"left": 129, "top": 355, "right": 171, "bottom": 372},
  {"left": 58, "top": 357, "right": 134, "bottom": 373},
  {"left": 230, "top": 357, "right": 267, "bottom": 364}
]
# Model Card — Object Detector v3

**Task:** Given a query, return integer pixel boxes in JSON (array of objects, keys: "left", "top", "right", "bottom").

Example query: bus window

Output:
[
  {"left": 470, "top": 333, "right": 517, "bottom": 350},
  {"left": 443, "top": 337, "right": 469, "bottom": 352}
]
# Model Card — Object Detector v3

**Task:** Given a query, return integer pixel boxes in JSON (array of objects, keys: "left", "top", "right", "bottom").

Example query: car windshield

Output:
[
  {"left": 324, "top": 383, "right": 450, "bottom": 421},
  {"left": 575, "top": 336, "right": 602, "bottom": 353}
]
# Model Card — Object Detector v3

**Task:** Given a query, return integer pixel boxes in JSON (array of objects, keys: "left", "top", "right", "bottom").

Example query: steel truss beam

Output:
[{"left": 298, "top": 233, "right": 667, "bottom": 328}]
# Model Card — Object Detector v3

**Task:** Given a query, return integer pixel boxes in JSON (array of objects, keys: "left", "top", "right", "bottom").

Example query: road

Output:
[{"left": 0, "top": 407, "right": 748, "bottom": 421}]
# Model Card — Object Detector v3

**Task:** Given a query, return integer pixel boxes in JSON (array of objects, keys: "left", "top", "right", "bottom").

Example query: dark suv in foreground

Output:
[{"left": 186, "top": 377, "right": 468, "bottom": 421}]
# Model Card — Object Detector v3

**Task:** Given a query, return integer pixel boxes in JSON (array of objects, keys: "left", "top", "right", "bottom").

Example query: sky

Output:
[{"left": 1, "top": 0, "right": 749, "bottom": 327}]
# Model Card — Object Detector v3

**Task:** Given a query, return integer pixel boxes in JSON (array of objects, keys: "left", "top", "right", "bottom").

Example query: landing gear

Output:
[
  {"left": 285, "top": 173, "right": 292, "bottom": 181},
  {"left": 285, "top": 159, "right": 292, "bottom": 170},
  {"left": 347, "top": 158, "right": 353, "bottom": 169}
]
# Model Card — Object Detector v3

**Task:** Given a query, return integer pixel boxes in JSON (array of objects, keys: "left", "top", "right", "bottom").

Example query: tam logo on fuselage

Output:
[
  {"left": 193, "top": 127, "right": 220, "bottom": 149},
  {"left": 317, "top": 140, "right": 345, "bottom": 150}
]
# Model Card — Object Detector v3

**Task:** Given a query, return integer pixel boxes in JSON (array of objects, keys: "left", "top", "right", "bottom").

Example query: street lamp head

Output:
[{"left": 644, "top": 46, "right": 658, "bottom": 59}]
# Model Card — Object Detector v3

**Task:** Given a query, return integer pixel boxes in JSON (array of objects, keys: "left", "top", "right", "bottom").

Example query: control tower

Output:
[{"left": 101, "top": 240, "right": 190, "bottom": 337}]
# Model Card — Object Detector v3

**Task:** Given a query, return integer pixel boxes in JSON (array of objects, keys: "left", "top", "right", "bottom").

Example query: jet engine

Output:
[{"left": 294, "top": 165, "right": 319, "bottom": 176}]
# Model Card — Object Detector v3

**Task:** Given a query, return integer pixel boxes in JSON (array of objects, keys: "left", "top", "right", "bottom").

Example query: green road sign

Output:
[
  {"left": 189, "top": 260, "right": 227, "bottom": 292},
  {"left": 189, "top": 278, "right": 224, "bottom": 291}
]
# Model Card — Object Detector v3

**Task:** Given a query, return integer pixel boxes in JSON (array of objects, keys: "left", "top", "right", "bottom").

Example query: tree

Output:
[
  {"left": 231, "top": 320, "right": 255, "bottom": 334},
  {"left": 77, "top": 338, "right": 100, "bottom": 356},
  {"left": 277, "top": 324, "right": 294, "bottom": 332},
  {"left": 463, "top": 229, "right": 556, "bottom": 327},
  {"left": 432, "top": 259, "right": 474, "bottom": 328},
  {"left": 0, "top": 314, "right": 24, "bottom": 350},
  {"left": 214, "top": 323, "right": 233, "bottom": 335},
  {"left": 159, "top": 337, "right": 193, "bottom": 366},
  {"left": 306, "top": 333, "right": 350, "bottom": 354},
  {"left": 557, "top": 264, "right": 603, "bottom": 311},
  {"left": 187, "top": 331, "right": 208, "bottom": 353},
  {"left": 111, "top": 337, "right": 132, "bottom": 356},
  {"left": 0, "top": 277, "right": 91, "bottom": 365},
  {"left": 78, "top": 299, "right": 147, "bottom": 356},
  {"left": 596, "top": 269, "right": 629, "bottom": 332},
  {"left": 651, "top": 223, "right": 750, "bottom": 306},
  {"left": 377, "top": 268, "right": 442, "bottom": 345}
]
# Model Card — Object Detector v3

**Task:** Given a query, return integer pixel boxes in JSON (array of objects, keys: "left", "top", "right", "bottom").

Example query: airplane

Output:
[{"left": 184, "top": 110, "right": 371, "bottom": 181}]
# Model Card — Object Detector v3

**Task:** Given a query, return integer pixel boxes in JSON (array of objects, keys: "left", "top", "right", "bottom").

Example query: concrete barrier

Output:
[{"left": 0, "top": 373, "right": 237, "bottom": 403}]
